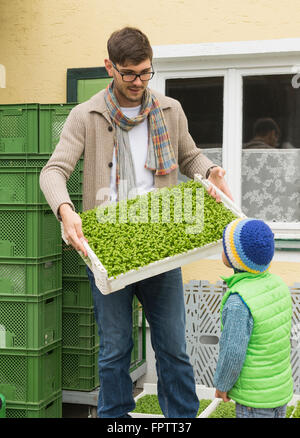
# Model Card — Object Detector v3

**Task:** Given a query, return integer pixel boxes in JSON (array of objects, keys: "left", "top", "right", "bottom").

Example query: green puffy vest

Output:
[{"left": 220, "top": 271, "right": 293, "bottom": 408}]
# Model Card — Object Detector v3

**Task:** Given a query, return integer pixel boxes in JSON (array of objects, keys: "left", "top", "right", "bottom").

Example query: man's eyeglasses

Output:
[{"left": 111, "top": 62, "right": 155, "bottom": 82}]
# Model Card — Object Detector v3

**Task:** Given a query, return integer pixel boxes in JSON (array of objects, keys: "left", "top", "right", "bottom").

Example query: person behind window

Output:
[{"left": 244, "top": 117, "right": 280, "bottom": 149}]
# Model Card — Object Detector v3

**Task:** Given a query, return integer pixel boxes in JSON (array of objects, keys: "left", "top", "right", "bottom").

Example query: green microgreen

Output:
[{"left": 79, "top": 180, "right": 237, "bottom": 279}]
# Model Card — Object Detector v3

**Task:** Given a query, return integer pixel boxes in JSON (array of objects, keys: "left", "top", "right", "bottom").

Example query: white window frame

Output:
[{"left": 151, "top": 38, "right": 300, "bottom": 238}]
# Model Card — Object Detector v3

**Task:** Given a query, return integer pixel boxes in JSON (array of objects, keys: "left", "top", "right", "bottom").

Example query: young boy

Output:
[{"left": 213, "top": 217, "right": 293, "bottom": 418}]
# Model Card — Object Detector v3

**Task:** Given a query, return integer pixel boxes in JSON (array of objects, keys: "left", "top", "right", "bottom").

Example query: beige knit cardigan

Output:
[{"left": 40, "top": 88, "right": 215, "bottom": 220}]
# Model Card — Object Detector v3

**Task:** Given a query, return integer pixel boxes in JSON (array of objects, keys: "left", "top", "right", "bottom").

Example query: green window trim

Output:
[{"left": 67, "top": 67, "right": 109, "bottom": 103}]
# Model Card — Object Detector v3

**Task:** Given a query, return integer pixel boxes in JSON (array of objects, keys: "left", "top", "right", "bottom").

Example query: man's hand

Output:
[
  {"left": 207, "top": 166, "right": 234, "bottom": 203},
  {"left": 215, "top": 389, "right": 231, "bottom": 402},
  {"left": 60, "top": 203, "right": 88, "bottom": 257}
]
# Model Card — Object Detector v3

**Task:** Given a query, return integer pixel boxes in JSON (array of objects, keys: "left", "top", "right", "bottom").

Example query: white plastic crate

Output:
[
  {"left": 131, "top": 383, "right": 219, "bottom": 418},
  {"left": 184, "top": 280, "right": 300, "bottom": 394},
  {"left": 61, "top": 175, "right": 245, "bottom": 295},
  {"left": 131, "top": 383, "right": 300, "bottom": 418}
]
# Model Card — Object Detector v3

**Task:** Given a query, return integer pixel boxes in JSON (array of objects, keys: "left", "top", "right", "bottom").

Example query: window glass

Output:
[
  {"left": 166, "top": 77, "right": 224, "bottom": 181},
  {"left": 242, "top": 74, "right": 300, "bottom": 222}
]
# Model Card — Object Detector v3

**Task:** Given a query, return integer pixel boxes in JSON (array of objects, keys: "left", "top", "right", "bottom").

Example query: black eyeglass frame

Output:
[{"left": 111, "top": 61, "right": 155, "bottom": 82}]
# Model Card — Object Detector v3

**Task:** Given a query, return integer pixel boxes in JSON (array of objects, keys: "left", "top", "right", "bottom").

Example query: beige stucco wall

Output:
[
  {"left": 1, "top": 0, "right": 300, "bottom": 103},
  {"left": 1, "top": 0, "right": 299, "bottom": 285},
  {"left": 181, "top": 258, "right": 300, "bottom": 287}
]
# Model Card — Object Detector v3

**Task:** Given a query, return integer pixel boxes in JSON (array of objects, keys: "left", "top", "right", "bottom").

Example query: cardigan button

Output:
[
  {"left": 108, "top": 162, "right": 113, "bottom": 168},
  {"left": 108, "top": 125, "right": 113, "bottom": 132}
]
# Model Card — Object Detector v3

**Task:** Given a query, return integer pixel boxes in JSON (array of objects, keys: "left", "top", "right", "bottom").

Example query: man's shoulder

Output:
[{"left": 70, "top": 89, "right": 107, "bottom": 116}]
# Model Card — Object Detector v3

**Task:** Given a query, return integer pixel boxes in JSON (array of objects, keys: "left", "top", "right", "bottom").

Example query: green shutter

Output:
[{"left": 77, "top": 78, "right": 112, "bottom": 103}]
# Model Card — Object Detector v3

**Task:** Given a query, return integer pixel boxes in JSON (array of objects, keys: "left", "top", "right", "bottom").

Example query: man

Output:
[
  {"left": 40, "top": 27, "right": 233, "bottom": 418},
  {"left": 244, "top": 118, "right": 280, "bottom": 149}
]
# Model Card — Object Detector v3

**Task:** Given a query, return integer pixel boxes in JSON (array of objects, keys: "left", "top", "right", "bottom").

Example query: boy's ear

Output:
[{"left": 222, "top": 250, "right": 231, "bottom": 268}]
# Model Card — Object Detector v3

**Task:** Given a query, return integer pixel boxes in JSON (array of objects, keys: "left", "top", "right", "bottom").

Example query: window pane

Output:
[
  {"left": 166, "top": 77, "right": 223, "bottom": 181},
  {"left": 242, "top": 74, "right": 300, "bottom": 222}
]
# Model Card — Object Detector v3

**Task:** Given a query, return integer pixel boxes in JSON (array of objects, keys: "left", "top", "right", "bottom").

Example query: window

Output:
[
  {"left": 242, "top": 74, "right": 300, "bottom": 223},
  {"left": 152, "top": 39, "right": 300, "bottom": 236},
  {"left": 166, "top": 77, "right": 223, "bottom": 171}
]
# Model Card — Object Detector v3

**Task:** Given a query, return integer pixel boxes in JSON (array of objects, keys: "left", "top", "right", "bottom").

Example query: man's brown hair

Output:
[{"left": 107, "top": 27, "right": 153, "bottom": 66}]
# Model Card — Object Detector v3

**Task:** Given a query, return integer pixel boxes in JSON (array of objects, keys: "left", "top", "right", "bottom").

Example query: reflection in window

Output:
[
  {"left": 166, "top": 77, "right": 224, "bottom": 181},
  {"left": 242, "top": 75, "right": 300, "bottom": 222}
]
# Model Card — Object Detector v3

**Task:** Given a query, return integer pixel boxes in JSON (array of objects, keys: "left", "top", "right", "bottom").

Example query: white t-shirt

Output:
[{"left": 110, "top": 105, "right": 155, "bottom": 202}]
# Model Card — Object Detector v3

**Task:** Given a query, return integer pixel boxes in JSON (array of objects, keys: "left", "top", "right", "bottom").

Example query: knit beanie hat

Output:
[{"left": 223, "top": 218, "right": 275, "bottom": 274}]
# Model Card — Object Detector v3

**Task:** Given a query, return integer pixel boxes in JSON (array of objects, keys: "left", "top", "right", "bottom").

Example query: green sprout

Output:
[
  {"left": 79, "top": 180, "right": 237, "bottom": 279},
  {"left": 132, "top": 394, "right": 212, "bottom": 416}
]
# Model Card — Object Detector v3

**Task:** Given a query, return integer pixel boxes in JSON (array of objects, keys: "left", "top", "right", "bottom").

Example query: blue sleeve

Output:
[{"left": 213, "top": 293, "right": 254, "bottom": 392}]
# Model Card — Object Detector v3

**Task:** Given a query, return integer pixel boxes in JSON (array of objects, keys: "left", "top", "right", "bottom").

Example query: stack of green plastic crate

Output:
[
  {"left": 61, "top": 203, "right": 101, "bottom": 392},
  {"left": 0, "top": 103, "right": 78, "bottom": 417},
  {"left": 0, "top": 103, "right": 145, "bottom": 410},
  {"left": 61, "top": 199, "right": 143, "bottom": 391},
  {"left": 0, "top": 103, "right": 83, "bottom": 417}
]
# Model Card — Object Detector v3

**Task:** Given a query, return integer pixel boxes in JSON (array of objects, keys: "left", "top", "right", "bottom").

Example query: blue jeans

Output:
[
  {"left": 86, "top": 266, "right": 199, "bottom": 418},
  {"left": 235, "top": 403, "right": 287, "bottom": 418}
]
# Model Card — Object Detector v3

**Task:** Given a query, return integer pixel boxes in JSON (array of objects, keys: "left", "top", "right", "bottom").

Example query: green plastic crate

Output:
[
  {"left": 0, "top": 156, "right": 83, "bottom": 205},
  {"left": 70, "top": 196, "right": 83, "bottom": 213},
  {"left": 62, "top": 346, "right": 99, "bottom": 391},
  {"left": 0, "top": 255, "right": 62, "bottom": 296},
  {"left": 67, "top": 162, "right": 84, "bottom": 198},
  {"left": 62, "top": 241, "right": 88, "bottom": 278},
  {"left": 62, "top": 347, "right": 143, "bottom": 392},
  {"left": 0, "top": 166, "right": 47, "bottom": 205},
  {"left": 0, "top": 290, "right": 62, "bottom": 349},
  {"left": 62, "top": 307, "right": 99, "bottom": 350},
  {"left": 62, "top": 277, "right": 93, "bottom": 309},
  {"left": 62, "top": 297, "right": 140, "bottom": 356},
  {"left": 5, "top": 391, "right": 62, "bottom": 418},
  {"left": 39, "top": 103, "right": 77, "bottom": 154},
  {"left": 131, "top": 297, "right": 140, "bottom": 365},
  {"left": 0, "top": 205, "right": 61, "bottom": 258},
  {"left": 61, "top": 301, "right": 142, "bottom": 391},
  {"left": 131, "top": 324, "right": 140, "bottom": 366},
  {"left": 0, "top": 104, "right": 39, "bottom": 154},
  {"left": 0, "top": 341, "right": 61, "bottom": 403}
]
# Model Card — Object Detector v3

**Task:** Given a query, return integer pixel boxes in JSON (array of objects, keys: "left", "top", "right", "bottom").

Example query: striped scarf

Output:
[{"left": 104, "top": 81, "right": 178, "bottom": 201}]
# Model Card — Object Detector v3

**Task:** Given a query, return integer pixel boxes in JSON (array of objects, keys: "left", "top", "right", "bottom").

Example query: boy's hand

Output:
[{"left": 215, "top": 389, "right": 231, "bottom": 402}]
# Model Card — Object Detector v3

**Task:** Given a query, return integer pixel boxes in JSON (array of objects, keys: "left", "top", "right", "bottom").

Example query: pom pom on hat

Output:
[{"left": 223, "top": 218, "right": 274, "bottom": 273}]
